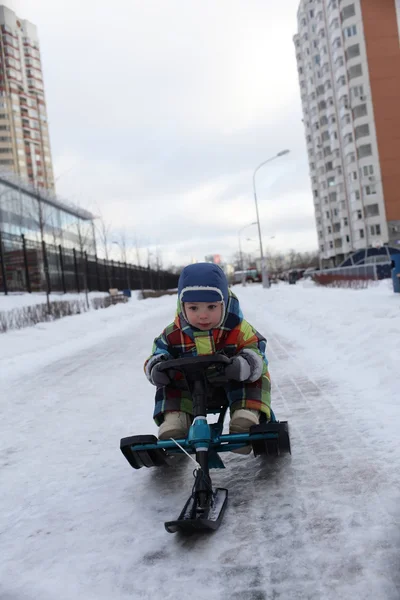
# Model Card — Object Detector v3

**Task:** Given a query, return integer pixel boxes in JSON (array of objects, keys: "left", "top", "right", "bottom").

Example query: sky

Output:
[{"left": 6, "top": 0, "right": 317, "bottom": 267}]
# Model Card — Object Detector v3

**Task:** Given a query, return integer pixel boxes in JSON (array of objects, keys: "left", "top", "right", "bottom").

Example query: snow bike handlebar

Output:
[
  {"left": 157, "top": 354, "right": 232, "bottom": 374},
  {"left": 157, "top": 354, "right": 233, "bottom": 385}
]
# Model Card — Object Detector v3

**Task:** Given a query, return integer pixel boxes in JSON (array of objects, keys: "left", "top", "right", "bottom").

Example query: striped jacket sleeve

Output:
[
  {"left": 144, "top": 330, "right": 173, "bottom": 383},
  {"left": 235, "top": 320, "right": 268, "bottom": 382}
]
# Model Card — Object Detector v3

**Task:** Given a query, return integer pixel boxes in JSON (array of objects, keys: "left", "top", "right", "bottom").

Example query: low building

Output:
[{"left": 0, "top": 170, "right": 95, "bottom": 250}]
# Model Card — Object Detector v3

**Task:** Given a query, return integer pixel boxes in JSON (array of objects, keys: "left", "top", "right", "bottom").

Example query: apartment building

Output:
[
  {"left": 0, "top": 5, "right": 54, "bottom": 191},
  {"left": 294, "top": 0, "right": 400, "bottom": 266}
]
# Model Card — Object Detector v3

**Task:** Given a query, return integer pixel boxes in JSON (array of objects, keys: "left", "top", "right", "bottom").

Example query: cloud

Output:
[{"left": 9, "top": 0, "right": 315, "bottom": 265}]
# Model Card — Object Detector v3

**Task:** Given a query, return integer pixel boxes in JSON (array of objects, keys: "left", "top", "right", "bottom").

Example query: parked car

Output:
[{"left": 233, "top": 269, "right": 261, "bottom": 284}]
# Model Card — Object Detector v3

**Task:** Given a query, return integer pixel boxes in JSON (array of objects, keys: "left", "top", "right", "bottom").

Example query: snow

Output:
[
  {"left": 1, "top": 281, "right": 400, "bottom": 599},
  {"left": 0, "top": 291, "right": 108, "bottom": 312}
]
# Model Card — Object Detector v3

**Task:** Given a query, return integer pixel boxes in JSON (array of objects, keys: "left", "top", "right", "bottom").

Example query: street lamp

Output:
[
  {"left": 253, "top": 149, "right": 290, "bottom": 288},
  {"left": 238, "top": 222, "right": 257, "bottom": 270}
]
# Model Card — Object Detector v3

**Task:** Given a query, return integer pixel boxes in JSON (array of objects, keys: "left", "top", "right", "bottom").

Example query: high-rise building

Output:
[
  {"left": 0, "top": 5, "right": 54, "bottom": 191},
  {"left": 294, "top": 0, "right": 400, "bottom": 267}
]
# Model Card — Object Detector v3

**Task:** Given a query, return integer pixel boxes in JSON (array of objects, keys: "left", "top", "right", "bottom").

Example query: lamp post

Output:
[
  {"left": 253, "top": 149, "right": 290, "bottom": 288},
  {"left": 238, "top": 222, "right": 257, "bottom": 270}
]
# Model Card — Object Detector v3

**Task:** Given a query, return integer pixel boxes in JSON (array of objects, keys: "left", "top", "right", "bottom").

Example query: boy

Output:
[{"left": 144, "top": 262, "right": 271, "bottom": 453}]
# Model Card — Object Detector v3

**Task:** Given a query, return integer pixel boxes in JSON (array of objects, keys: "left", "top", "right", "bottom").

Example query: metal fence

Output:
[
  {"left": 313, "top": 262, "right": 392, "bottom": 287},
  {"left": 0, "top": 230, "right": 179, "bottom": 295}
]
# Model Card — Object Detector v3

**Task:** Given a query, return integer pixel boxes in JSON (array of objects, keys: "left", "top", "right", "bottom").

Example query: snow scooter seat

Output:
[{"left": 120, "top": 354, "right": 291, "bottom": 533}]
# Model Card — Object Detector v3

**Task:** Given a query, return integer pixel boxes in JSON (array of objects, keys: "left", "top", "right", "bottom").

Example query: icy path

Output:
[{"left": 1, "top": 285, "right": 399, "bottom": 600}]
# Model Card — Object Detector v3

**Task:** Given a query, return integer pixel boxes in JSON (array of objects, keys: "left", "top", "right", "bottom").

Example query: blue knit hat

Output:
[{"left": 178, "top": 263, "right": 229, "bottom": 325}]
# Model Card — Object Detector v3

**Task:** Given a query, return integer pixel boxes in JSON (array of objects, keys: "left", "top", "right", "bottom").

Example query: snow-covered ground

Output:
[
  {"left": 1, "top": 281, "right": 399, "bottom": 599},
  {"left": 0, "top": 291, "right": 108, "bottom": 312}
]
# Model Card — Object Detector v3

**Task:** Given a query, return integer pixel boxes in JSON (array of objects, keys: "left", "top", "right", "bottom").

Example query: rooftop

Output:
[{"left": 0, "top": 170, "right": 95, "bottom": 221}]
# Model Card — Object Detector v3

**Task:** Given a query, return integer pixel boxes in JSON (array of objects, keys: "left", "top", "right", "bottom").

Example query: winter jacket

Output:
[{"left": 144, "top": 289, "right": 271, "bottom": 424}]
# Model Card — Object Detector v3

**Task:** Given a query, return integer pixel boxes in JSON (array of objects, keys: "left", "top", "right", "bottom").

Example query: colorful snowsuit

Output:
[{"left": 144, "top": 290, "right": 271, "bottom": 425}]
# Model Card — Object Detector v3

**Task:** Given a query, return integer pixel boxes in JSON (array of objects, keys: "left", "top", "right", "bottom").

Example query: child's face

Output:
[{"left": 184, "top": 301, "right": 223, "bottom": 330}]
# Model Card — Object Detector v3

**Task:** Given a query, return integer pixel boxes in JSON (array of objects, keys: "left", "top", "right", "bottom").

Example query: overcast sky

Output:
[{"left": 8, "top": 0, "right": 316, "bottom": 267}]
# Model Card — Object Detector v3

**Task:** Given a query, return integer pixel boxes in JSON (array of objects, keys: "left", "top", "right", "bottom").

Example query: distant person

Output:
[{"left": 144, "top": 262, "right": 272, "bottom": 453}]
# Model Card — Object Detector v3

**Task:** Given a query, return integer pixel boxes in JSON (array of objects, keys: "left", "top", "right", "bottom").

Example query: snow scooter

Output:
[{"left": 120, "top": 354, "right": 290, "bottom": 534}]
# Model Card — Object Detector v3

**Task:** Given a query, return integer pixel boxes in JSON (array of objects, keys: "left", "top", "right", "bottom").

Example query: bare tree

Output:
[{"left": 94, "top": 211, "right": 113, "bottom": 290}]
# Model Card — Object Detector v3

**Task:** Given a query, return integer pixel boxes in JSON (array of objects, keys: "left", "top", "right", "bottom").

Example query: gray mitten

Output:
[
  {"left": 150, "top": 361, "right": 171, "bottom": 386},
  {"left": 146, "top": 355, "right": 172, "bottom": 386},
  {"left": 225, "top": 349, "right": 264, "bottom": 383},
  {"left": 224, "top": 355, "right": 251, "bottom": 382}
]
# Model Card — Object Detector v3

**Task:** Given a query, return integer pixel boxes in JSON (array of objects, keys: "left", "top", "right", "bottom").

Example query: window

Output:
[
  {"left": 326, "top": 161, "right": 334, "bottom": 172},
  {"left": 341, "top": 114, "right": 351, "bottom": 126},
  {"left": 352, "top": 85, "right": 364, "bottom": 98},
  {"left": 365, "top": 203, "right": 379, "bottom": 217},
  {"left": 335, "top": 56, "right": 344, "bottom": 68},
  {"left": 376, "top": 224, "right": 381, "bottom": 235},
  {"left": 328, "top": 226, "right": 332, "bottom": 234},
  {"left": 345, "top": 44, "right": 360, "bottom": 61},
  {"left": 322, "top": 131, "right": 330, "bottom": 141},
  {"left": 344, "top": 25, "right": 357, "bottom": 38},
  {"left": 344, "top": 217, "right": 348, "bottom": 226},
  {"left": 334, "top": 238, "right": 342, "bottom": 248},
  {"left": 359, "top": 229, "right": 364, "bottom": 239},
  {"left": 332, "top": 37, "right": 342, "bottom": 49},
  {"left": 353, "top": 104, "right": 367, "bottom": 119},
  {"left": 362, "top": 165, "right": 374, "bottom": 177},
  {"left": 344, "top": 133, "right": 353, "bottom": 145},
  {"left": 329, "top": 192, "right": 337, "bottom": 202},
  {"left": 327, "top": 177, "right": 336, "bottom": 187},
  {"left": 365, "top": 185, "right": 376, "bottom": 196},
  {"left": 348, "top": 64, "right": 362, "bottom": 80},
  {"left": 340, "top": 94, "right": 349, "bottom": 109},
  {"left": 326, "top": 211, "right": 330, "bottom": 219},
  {"left": 357, "top": 144, "right": 372, "bottom": 158},
  {"left": 337, "top": 75, "right": 346, "bottom": 88},
  {"left": 341, "top": 4, "right": 356, "bottom": 21},
  {"left": 333, "top": 223, "right": 341, "bottom": 232},
  {"left": 329, "top": 241, "right": 334, "bottom": 249},
  {"left": 355, "top": 124, "right": 370, "bottom": 140}
]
